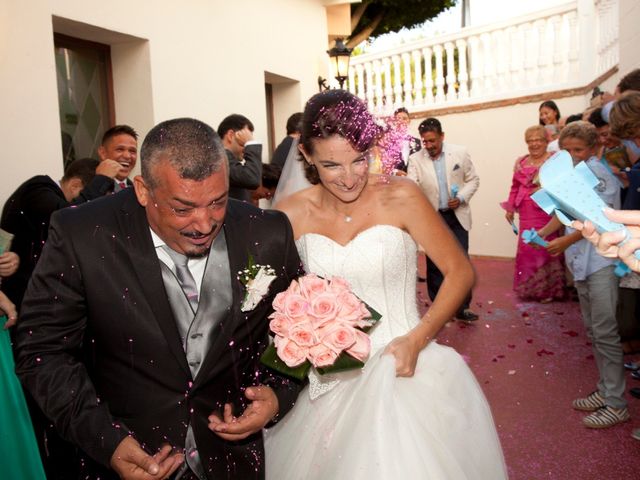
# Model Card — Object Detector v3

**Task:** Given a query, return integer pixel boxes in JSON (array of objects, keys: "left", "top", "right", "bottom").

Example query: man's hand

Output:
[
  {"left": 234, "top": 129, "right": 253, "bottom": 148},
  {"left": 110, "top": 436, "right": 183, "bottom": 480},
  {"left": 448, "top": 197, "right": 461, "bottom": 210},
  {"left": 96, "top": 159, "right": 125, "bottom": 179},
  {"left": 0, "top": 291, "right": 17, "bottom": 329},
  {"left": 0, "top": 251, "right": 19, "bottom": 277},
  {"left": 208, "top": 386, "right": 279, "bottom": 441}
]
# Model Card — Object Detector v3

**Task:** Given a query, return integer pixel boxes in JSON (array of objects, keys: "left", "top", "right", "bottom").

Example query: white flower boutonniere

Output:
[{"left": 238, "top": 256, "right": 277, "bottom": 312}]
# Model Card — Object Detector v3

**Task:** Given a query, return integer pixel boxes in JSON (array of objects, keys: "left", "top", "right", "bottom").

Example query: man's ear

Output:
[
  {"left": 97, "top": 145, "right": 107, "bottom": 161},
  {"left": 133, "top": 176, "right": 150, "bottom": 206},
  {"left": 61, "top": 177, "right": 84, "bottom": 202},
  {"left": 223, "top": 129, "right": 235, "bottom": 144}
]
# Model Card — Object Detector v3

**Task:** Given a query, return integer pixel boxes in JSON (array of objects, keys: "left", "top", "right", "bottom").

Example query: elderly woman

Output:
[{"left": 501, "top": 125, "right": 566, "bottom": 302}]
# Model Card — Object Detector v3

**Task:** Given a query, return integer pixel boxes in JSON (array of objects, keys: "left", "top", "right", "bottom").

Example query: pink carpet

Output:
[{"left": 419, "top": 257, "right": 640, "bottom": 480}]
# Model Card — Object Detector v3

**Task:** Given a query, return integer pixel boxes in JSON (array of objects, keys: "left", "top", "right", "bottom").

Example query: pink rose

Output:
[
  {"left": 337, "top": 291, "right": 369, "bottom": 325},
  {"left": 319, "top": 321, "right": 357, "bottom": 353},
  {"left": 308, "top": 343, "right": 339, "bottom": 368},
  {"left": 269, "top": 312, "right": 292, "bottom": 337},
  {"left": 298, "top": 274, "right": 329, "bottom": 299},
  {"left": 328, "top": 276, "right": 352, "bottom": 293},
  {"left": 288, "top": 322, "right": 318, "bottom": 347},
  {"left": 345, "top": 329, "right": 371, "bottom": 362},
  {"left": 272, "top": 290, "right": 287, "bottom": 313},
  {"left": 283, "top": 293, "right": 308, "bottom": 319},
  {"left": 275, "top": 337, "right": 309, "bottom": 368},
  {"left": 308, "top": 292, "right": 339, "bottom": 327}
]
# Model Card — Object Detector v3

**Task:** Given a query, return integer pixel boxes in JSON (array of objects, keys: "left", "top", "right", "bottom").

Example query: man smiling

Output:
[
  {"left": 98, "top": 125, "right": 139, "bottom": 192},
  {"left": 16, "top": 118, "right": 303, "bottom": 479}
]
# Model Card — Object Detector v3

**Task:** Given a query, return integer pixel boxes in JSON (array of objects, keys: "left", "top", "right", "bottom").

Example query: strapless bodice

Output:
[{"left": 295, "top": 224, "right": 421, "bottom": 351}]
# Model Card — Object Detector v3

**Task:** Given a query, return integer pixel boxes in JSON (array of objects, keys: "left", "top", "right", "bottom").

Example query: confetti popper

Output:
[
  {"left": 521, "top": 228, "right": 548, "bottom": 247},
  {"left": 509, "top": 221, "right": 519, "bottom": 235},
  {"left": 530, "top": 150, "right": 640, "bottom": 277},
  {"left": 450, "top": 184, "right": 459, "bottom": 198}
]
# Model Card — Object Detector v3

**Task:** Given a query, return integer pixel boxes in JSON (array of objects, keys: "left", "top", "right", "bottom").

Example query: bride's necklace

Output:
[{"left": 324, "top": 200, "right": 354, "bottom": 223}]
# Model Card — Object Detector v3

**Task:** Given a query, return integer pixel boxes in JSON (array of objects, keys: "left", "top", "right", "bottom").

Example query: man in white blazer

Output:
[{"left": 407, "top": 117, "right": 480, "bottom": 321}]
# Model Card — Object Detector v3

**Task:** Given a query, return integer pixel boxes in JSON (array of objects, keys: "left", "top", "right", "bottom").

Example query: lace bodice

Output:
[{"left": 296, "top": 224, "right": 421, "bottom": 351}]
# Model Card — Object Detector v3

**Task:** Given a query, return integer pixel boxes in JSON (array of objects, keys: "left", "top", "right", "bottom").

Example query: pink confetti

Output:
[
  {"left": 536, "top": 349, "right": 555, "bottom": 356},
  {"left": 562, "top": 330, "right": 579, "bottom": 337}
]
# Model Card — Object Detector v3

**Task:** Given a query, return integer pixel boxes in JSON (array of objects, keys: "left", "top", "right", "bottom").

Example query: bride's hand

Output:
[{"left": 383, "top": 334, "right": 422, "bottom": 377}]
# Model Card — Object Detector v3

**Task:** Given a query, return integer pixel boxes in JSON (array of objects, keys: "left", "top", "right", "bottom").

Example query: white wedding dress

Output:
[{"left": 264, "top": 225, "right": 507, "bottom": 479}]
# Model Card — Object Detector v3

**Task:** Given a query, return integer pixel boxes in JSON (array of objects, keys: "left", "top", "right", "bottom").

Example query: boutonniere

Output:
[{"left": 238, "top": 255, "right": 277, "bottom": 312}]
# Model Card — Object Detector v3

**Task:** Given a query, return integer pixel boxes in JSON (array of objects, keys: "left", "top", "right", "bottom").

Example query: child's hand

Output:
[{"left": 546, "top": 237, "right": 570, "bottom": 256}]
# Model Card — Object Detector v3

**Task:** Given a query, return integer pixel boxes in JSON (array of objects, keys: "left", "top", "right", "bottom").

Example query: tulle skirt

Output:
[{"left": 264, "top": 342, "right": 507, "bottom": 480}]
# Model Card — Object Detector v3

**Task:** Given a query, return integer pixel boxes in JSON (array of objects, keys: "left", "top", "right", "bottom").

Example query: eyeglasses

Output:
[{"left": 148, "top": 190, "right": 227, "bottom": 218}]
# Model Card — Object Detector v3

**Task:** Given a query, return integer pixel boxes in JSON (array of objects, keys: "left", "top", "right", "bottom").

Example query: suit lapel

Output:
[
  {"left": 192, "top": 202, "right": 247, "bottom": 388},
  {"left": 118, "top": 191, "right": 191, "bottom": 376}
]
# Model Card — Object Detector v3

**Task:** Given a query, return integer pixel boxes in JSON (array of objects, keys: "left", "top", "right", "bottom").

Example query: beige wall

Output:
[
  {"left": 407, "top": 80, "right": 621, "bottom": 258},
  {"left": 619, "top": 0, "right": 640, "bottom": 75},
  {"left": 0, "top": 0, "right": 334, "bottom": 206}
]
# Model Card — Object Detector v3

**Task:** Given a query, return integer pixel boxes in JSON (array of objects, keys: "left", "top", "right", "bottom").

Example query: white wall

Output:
[
  {"left": 0, "top": 0, "right": 331, "bottom": 206},
  {"left": 619, "top": 0, "right": 640, "bottom": 75},
  {"left": 0, "top": 0, "right": 65, "bottom": 187}
]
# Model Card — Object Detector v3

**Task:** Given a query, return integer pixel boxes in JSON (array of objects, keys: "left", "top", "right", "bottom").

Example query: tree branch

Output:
[
  {"left": 347, "top": 10, "right": 384, "bottom": 48},
  {"left": 350, "top": 1, "right": 371, "bottom": 32}
]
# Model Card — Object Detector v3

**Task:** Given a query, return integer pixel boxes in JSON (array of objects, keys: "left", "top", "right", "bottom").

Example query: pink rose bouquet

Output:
[{"left": 260, "top": 274, "right": 381, "bottom": 380}]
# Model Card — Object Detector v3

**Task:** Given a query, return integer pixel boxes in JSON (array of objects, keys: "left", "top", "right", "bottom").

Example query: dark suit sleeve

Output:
[
  {"left": 22, "top": 175, "right": 112, "bottom": 218},
  {"left": 14, "top": 212, "right": 128, "bottom": 467},
  {"left": 228, "top": 144, "right": 262, "bottom": 190},
  {"left": 72, "top": 174, "right": 114, "bottom": 203},
  {"left": 260, "top": 212, "right": 305, "bottom": 424}
]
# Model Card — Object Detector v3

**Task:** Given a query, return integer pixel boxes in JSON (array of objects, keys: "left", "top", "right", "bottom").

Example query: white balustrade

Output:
[
  {"left": 347, "top": 0, "right": 620, "bottom": 114},
  {"left": 392, "top": 55, "right": 403, "bottom": 109},
  {"left": 411, "top": 50, "right": 424, "bottom": 105}
]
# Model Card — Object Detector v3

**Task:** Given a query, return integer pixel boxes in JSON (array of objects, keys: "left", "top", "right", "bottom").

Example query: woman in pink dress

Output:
[{"left": 502, "top": 125, "right": 566, "bottom": 302}]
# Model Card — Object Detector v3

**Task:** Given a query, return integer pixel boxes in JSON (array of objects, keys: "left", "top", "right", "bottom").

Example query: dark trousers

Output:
[{"left": 426, "top": 209, "right": 471, "bottom": 314}]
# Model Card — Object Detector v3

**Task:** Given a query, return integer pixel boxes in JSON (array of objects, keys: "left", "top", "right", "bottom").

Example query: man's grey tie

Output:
[{"left": 162, "top": 246, "right": 199, "bottom": 312}]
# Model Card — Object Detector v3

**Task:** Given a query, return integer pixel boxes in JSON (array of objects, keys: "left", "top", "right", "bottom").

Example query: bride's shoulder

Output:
[
  {"left": 369, "top": 174, "right": 423, "bottom": 203},
  {"left": 273, "top": 186, "right": 320, "bottom": 221}
]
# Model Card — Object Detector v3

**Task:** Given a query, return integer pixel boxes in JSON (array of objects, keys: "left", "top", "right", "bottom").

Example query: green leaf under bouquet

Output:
[{"left": 260, "top": 273, "right": 382, "bottom": 381}]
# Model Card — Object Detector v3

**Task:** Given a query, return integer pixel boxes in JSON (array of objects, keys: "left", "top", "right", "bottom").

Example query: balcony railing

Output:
[{"left": 342, "top": 0, "right": 619, "bottom": 114}]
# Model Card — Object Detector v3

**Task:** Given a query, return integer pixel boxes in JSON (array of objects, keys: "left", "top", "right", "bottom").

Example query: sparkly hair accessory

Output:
[{"left": 310, "top": 97, "right": 381, "bottom": 152}]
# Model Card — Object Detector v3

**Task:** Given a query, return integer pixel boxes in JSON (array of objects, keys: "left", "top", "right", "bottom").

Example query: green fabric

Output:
[{"left": 0, "top": 320, "right": 46, "bottom": 479}]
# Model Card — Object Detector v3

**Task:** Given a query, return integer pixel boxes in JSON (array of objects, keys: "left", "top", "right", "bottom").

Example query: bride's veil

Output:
[{"left": 271, "top": 138, "right": 312, "bottom": 206}]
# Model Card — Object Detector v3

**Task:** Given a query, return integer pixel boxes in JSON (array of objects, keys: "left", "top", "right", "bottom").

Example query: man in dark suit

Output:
[
  {"left": 15, "top": 118, "right": 303, "bottom": 480},
  {"left": 271, "top": 112, "right": 302, "bottom": 169},
  {"left": 217, "top": 114, "right": 262, "bottom": 202},
  {"left": 0, "top": 157, "right": 120, "bottom": 310},
  {"left": 98, "top": 124, "right": 139, "bottom": 192}
]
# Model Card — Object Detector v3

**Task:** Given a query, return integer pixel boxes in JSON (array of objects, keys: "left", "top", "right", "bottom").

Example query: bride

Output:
[{"left": 264, "top": 90, "right": 507, "bottom": 479}]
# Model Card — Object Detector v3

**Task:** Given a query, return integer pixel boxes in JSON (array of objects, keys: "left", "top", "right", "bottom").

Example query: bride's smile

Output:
[{"left": 303, "top": 135, "right": 370, "bottom": 203}]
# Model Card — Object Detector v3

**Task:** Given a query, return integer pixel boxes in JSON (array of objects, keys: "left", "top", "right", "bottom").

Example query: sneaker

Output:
[
  {"left": 582, "top": 406, "right": 630, "bottom": 429},
  {"left": 455, "top": 310, "right": 479, "bottom": 322},
  {"left": 572, "top": 391, "right": 606, "bottom": 412}
]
